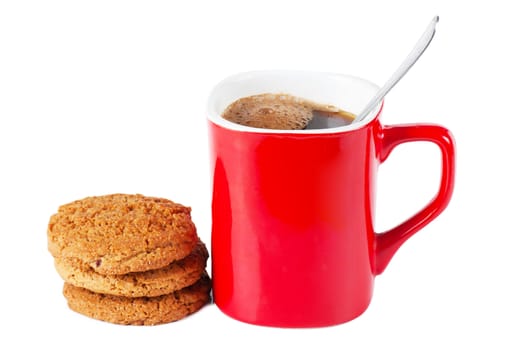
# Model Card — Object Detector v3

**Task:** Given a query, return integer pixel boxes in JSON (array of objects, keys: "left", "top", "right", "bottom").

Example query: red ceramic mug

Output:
[{"left": 207, "top": 70, "right": 455, "bottom": 328}]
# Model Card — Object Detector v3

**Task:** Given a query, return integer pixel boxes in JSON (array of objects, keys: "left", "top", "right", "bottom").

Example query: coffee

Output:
[{"left": 221, "top": 93, "right": 355, "bottom": 130}]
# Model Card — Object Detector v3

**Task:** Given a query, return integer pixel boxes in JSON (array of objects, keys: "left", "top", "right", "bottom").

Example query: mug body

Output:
[{"left": 207, "top": 71, "right": 382, "bottom": 327}]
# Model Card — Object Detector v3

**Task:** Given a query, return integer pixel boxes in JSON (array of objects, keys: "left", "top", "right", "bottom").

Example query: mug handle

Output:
[{"left": 374, "top": 124, "right": 456, "bottom": 275}]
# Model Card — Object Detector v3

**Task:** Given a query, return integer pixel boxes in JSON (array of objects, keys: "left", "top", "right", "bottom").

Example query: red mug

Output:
[{"left": 207, "top": 70, "right": 455, "bottom": 328}]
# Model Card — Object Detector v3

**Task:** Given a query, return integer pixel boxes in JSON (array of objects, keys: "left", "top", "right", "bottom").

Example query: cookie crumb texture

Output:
[
  {"left": 48, "top": 194, "right": 199, "bottom": 275},
  {"left": 63, "top": 273, "right": 212, "bottom": 325},
  {"left": 55, "top": 240, "right": 209, "bottom": 297}
]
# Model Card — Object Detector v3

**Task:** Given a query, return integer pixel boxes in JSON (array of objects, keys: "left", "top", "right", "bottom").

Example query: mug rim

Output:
[{"left": 206, "top": 70, "right": 382, "bottom": 134}]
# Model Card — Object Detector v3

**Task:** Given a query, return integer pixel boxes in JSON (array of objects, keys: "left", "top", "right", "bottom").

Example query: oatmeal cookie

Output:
[
  {"left": 48, "top": 194, "right": 198, "bottom": 275},
  {"left": 63, "top": 273, "right": 211, "bottom": 325}
]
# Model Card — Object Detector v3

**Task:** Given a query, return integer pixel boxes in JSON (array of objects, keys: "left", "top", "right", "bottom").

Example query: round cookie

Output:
[
  {"left": 48, "top": 194, "right": 198, "bottom": 275},
  {"left": 62, "top": 273, "right": 211, "bottom": 325},
  {"left": 54, "top": 240, "right": 208, "bottom": 297}
]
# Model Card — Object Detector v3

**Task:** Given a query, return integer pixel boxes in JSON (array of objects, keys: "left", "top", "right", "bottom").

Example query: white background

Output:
[{"left": 1, "top": 1, "right": 523, "bottom": 349}]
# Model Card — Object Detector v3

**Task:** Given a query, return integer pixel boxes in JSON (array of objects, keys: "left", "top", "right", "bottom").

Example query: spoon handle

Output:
[{"left": 355, "top": 16, "right": 440, "bottom": 122}]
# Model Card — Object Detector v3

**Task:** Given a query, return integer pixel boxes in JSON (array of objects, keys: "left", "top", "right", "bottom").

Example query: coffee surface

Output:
[{"left": 221, "top": 93, "right": 355, "bottom": 130}]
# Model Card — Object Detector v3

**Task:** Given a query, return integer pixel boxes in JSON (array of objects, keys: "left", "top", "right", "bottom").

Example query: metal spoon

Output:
[{"left": 354, "top": 16, "right": 440, "bottom": 123}]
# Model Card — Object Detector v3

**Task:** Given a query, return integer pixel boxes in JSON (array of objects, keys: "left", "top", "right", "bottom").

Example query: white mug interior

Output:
[{"left": 207, "top": 70, "right": 381, "bottom": 134}]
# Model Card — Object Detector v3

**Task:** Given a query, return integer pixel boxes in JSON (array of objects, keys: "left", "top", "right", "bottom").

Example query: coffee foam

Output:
[{"left": 221, "top": 93, "right": 319, "bottom": 130}]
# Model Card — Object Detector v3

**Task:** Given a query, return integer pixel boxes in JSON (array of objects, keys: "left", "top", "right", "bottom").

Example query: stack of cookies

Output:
[{"left": 47, "top": 194, "right": 211, "bottom": 325}]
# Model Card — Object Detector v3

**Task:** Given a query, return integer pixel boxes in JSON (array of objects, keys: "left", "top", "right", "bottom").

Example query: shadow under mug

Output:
[{"left": 207, "top": 70, "right": 455, "bottom": 328}]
